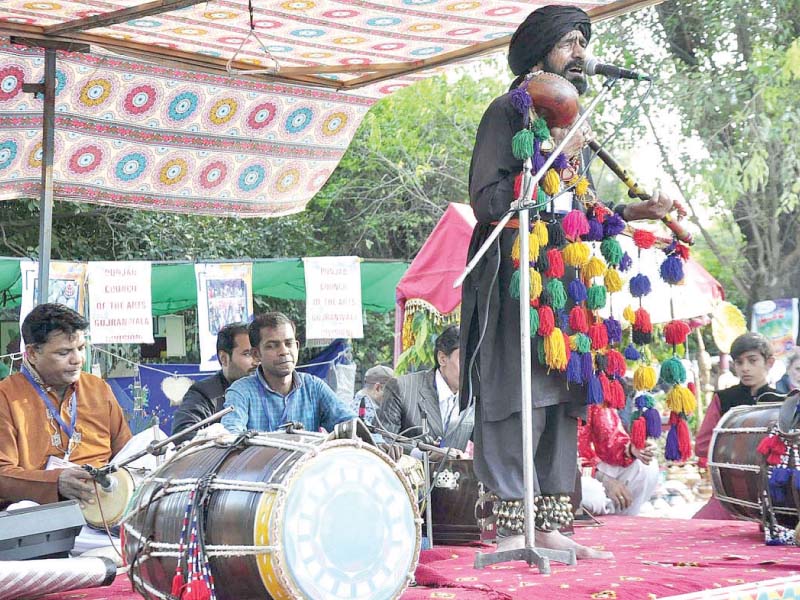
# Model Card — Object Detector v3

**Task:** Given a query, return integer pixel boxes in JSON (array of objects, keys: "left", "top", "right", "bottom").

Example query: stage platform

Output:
[{"left": 37, "top": 516, "right": 799, "bottom": 600}]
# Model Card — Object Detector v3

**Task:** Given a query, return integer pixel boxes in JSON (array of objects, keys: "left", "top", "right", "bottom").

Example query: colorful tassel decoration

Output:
[
  {"left": 631, "top": 417, "right": 647, "bottom": 449},
  {"left": 568, "top": 306, "right": 589, "bottom": 333},
  {"left": 666, "top": 384, "right": 697, "bottom": 414},
  {"left": 532, "top": 219, "right": 549, "bottom": 246},
  {"left": 600, "top": 237, "right": 623, "bottom": 266},
  {"left": 582, "top": 256, "right": 607, "bottom": 279},
  {"left": 660, "top": 254, "right": 685, "bottom": 285},
  {"left": 542, "top": 169, "right": 561, "bottom": 196},
  {"left": 567, "top": 351, "right": 583, "bottom": 384},
  {"left": 676, "top": 417, "right": 692, "bottom": 461},
  {"left": 607, "top": 378, "right": 626, "bottom": 409},
  {"left": 531, "top": 117, "right": 550, "bottom": 140},
  {"left": 545, "top": 247, "right": 565, "bottom": 278},
  {"left": 546, "top": 221, "right": 565, "bottom": 248},
  {"left": 535, "top": 251, "right": 549, "bottom": 274},
  {"left": 606, "top": 349, "right": 626, "bottom": 377},
  {"left": 629, "top": 273, "right": 651, "bottom": 297},
  {"left": 538, "top": 305, "right": 555, "bottom": 337},
  {"left": 603, "top": 214, "right": 626, "bottom": 237},
  {"left": 633, "top": 365, "right": 657, "bottom": 391},
  {"left": 512, "top": 129, "right": 535, "bottom": 160},
  {"left": 586, "top": 284, "right": 607, "bottom": 310},
  {"left": 623, "top": 343, "right": 641, "bottom": 361},
  {"left": 645, "top": 407, "right": 662, "bottom": 438},
  {"left": 619, "top": 252, "right": 633, "bottom": 272},
  {"left": 584, "top": 219, "right": 604, "bottom": 241},
  {"left": 528, "top": 231, "right": 541, "bottom": 261},
  {"left": 510, "top": 86, "right": 532, "bottom": 114},
  {"left": 573, "top": 333, "right": 592, "bottom": 354},
  {"left": 623, "top": 305, "right": 636, "bottom": 324},
  {"left": 545, "top": 328, "right": 568, "bottom": 371},
  {"left": 632, "top": 228, "right": 656, "bottom": 249},
  {"left": 546, "top": 278, "right": 567, "bottom": 310},
  {"left": 604, "top": 317, "right": 622, "bottom": 344},
  {"left": 575, "top": 176, "right": 590, "bottom": 197},
  {"left": 633, "top": 308, "right": 653, "bottom": 333},
  {"left": 562, "top": 209, "right": 590, "bottom": 241},
  {"left": 588, "top": 322, "right": 609, "bottom": 350},
  {"left": 664, "top": 320, "right": 691, "bottom": 346},
  {"left": 529, "top": 306, "right": 540, "bottom": 337},
  {"left": 581, "top": 351, "right": 594, "bottom": 382},
  {"left": 660, "top": 356, "right": 687, "bottom": 385},
  {"left": 513, "top": 172, "right": 524, "bottom": 200},
  {"left": 562, "top": 241, "right": 591, "bottom": 267},
  {"left": 568, "top": 278, "right": 588, "bottom": 303},
  {"left": 529, "top": 268, "right": 543, "bottom": 301},
  {"left": 665, "top": 424, "right": 680, "bottom": 461},
  {"left": 509, "top": 269, "right": 521, "bottom": 299},
  {"left": 587, "top": 374, "right": 604, "bottom": 404}
]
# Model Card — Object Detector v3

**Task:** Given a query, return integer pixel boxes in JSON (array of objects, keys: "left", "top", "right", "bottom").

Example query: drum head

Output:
[
  {"left": 83, "top": 468, "right": 136, "bottom": 528},
  {"left": 258, "top": 444, "right": 419, "bottom": 600}
]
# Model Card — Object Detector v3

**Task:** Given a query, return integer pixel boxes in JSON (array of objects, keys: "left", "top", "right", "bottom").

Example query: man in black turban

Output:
[{"left": 459, "top": 5, "right": 674, "bottom": 561}]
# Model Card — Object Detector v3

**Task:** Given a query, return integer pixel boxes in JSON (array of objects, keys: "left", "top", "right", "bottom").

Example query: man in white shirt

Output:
[{"left": 378, "top": 326, "right": 473, "bottom": 454}]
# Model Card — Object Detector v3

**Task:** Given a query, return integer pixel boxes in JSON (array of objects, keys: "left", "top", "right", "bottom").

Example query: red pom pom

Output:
[
  {"left": 757, "top": 435, "right": 777, "bottom": 456},
  {"left": 687, "top": 381, "right": 696, "bottom": 396},
  {"left": 607, "top": 379, "right": 626, "bottom": 409},
  {"left": 530, "top": 297, "right": 540, "bottom": 308},
  {"left": 588, "top": 322, "right": 609, "bottom": 350},
  {"left": 545, "top": 247, "right": 565, "bottom": 278},
  {"left": 631, "top": 417, "right": 647, "bottom": 449},
  {"left": 598, "top": 372, "right": 611, "bottom": 402},
  {"left": 664, "top": 320, "right": 691, "bottom": 345},
  {"left": 593, "top": 204, "right": 610, "bottom": 223},
  {"left": 568, "top": 306, "right": 589, "bottom": 333},
  {"left": 538, "top": 306, "right": 555, "bottom": 337},
  {"left": 677, "top": 418, "right": 692, "bottom": 461},
  {"left": 513, "top": 173, "right": 523, "bottom": 200},
  {"left": 563, "top": 330, "right": 572, "bottom": 363},
  {"left": 634, "top": 308, "right": 653, "bottom": 333},
  {"left": 171, "top": 573, "right": 184, "bottom": 598},
  {"left": 674, "top": 243, "right": 690, "bottom": 260},
  {"left": 632, "top": 228, "right": 656, "bottom": 249},
  {"left": 606, "top": 349, "right": 627, "bottom": 378}
]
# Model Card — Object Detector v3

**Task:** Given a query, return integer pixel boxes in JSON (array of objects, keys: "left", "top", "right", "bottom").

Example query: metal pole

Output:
[
  {"left": 421, "top": 410, "right": 435, "bottom": 548},
  {"left": 36, "top": 47, "right": 56, "bottom": 306}
]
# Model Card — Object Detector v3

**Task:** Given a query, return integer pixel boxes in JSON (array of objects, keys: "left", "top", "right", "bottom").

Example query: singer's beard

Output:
[{"left": 544, "top": 57, "right": 588, "bottom": 96}]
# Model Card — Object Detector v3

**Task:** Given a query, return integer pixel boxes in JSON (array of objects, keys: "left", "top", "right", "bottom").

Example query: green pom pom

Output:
[
  {"left": 537, "top": 336, "right": 546, "bottom": 365},
  {"left": 574, "top": 333, "right": 591, "bottom": 354},
  {"left": 531, "top": 117, "right": 551, "bottom": 141},
  {"left": 600, "top": 238, "right": 623, "bottom": 266},
  {"left": 546, "top": 278, "right": 567, "bottom": 310},
  {"left": 660, "top": 356, "right": 687, "bottom": 385},
  {"left": 529, "top": 307, "right": 539, "bottom": 337},
  {"left": 510, "top": 269, "right": 521, "bottom": 299},
  {"left": 512, "top": 129, "right": 535, "bottom": 160},
  {"left": 586, "top": 284, "right": 607, "bottom": 310}
]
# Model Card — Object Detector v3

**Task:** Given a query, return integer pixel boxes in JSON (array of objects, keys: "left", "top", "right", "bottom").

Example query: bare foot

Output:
[
  {"left": 535, "top": 529, "right": 614, "bottom": 560},
  {"left": 495, "top": 534, "right": 525, "bottom": 552}
]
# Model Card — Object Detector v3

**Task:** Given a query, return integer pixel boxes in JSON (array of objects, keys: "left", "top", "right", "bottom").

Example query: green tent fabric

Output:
[{"left": 0, "top": 258, "right": 407, "bottom": 314}]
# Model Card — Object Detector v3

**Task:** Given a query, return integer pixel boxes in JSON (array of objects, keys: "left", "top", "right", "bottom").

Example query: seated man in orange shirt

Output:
[{"left": 0, "top": 303, "right": 131, "bottom": 509}]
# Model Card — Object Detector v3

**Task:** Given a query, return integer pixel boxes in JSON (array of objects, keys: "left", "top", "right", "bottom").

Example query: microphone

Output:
[{"left": 585, "top": 57, "right": 651, "bottom": 81}]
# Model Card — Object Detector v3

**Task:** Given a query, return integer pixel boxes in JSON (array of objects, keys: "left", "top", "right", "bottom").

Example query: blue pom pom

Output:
[
  {"left": 558, "top": 309, "right": 569, "bottom": 331},
  {"left": 771, "top": 466, "right": 792, "bottom": 486},
  {"left": 533, "top": 141, "right": 546, "bottom": 173},
  {"left": 665, "top": 425, "right": 680, "bottom": 460},
  {"left": 603, "top": 214, "right": 626, "bottom": 237},
  {"left": 567, "top": 279, "right": 587, "bottom": 303},
  {"left": 581, "top": 352, "right": 594, "bottom": 383},
  {"left": 605, "top": 317, "right": 622, "bottom": 344},
  {"left": 635, "top": 394, "right": 651, "bottom": 410},
  {"left": 587, "top": 374, "right": 604, "bottom": 405},
  {"left": 619, "top": 252, "right": 633, "bottom": 272},
  {"left": 553, "top": 153, "right": 569, "bottom": 170},
  {"left": 660, "top": 255, "right": 684, "bottom": 285},
  {"left": 623, "top": 343, "right": 641, "bottom": 361},
  {"left": 629, "top": 273, "right": 652, "bottom": 297},
  {"left": 769, "top": 480, "right": 787, "bottom": 503},
  {"left": 509, "top": 87, "right": 532, "bottom": 115},
  {"left": 567, "top": 351, "right": 583, "bottom": 384},
  {"left": 584, "top": 219, "right": 604, "bottom": 241},
  {"left": 645, "top": 407, "right": 662, "bottom": 438}
]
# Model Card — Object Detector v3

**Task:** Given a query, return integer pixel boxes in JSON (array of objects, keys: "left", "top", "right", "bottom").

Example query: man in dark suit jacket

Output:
[
  {"left": 379, "top": 325, "right": 473, "bottom": 454},
  {"left": 171, "top": 322, "right": 258, "bottom": 443}
]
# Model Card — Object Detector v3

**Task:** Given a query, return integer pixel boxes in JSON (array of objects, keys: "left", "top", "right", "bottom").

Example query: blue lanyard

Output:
[{"left": 21, "top": 366, "right": 77, "bottom": 439}]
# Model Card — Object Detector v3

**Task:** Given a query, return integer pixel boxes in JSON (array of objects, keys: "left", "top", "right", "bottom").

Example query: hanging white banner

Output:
[
  {"left": 86, "top": 262, "right": 154, "bottom": 344},
  {"left": 19, "top": 261, "right": 87, "bottom": 344},
  {"left": 303, "top": 256, "right": 363, "bottom": 341},
  {"left": 195, "top": 263, "right": 253, "bottom": 371}
]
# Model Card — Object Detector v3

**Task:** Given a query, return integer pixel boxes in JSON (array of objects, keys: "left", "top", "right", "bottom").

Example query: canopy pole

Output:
[{"left": 36, "top": 47, "right": 56, "bottom": 306}]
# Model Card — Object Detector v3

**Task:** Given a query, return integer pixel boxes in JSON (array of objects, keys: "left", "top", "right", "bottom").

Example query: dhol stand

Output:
[{"left": 457, "top": 75, "right": 620, "bottom": 574}]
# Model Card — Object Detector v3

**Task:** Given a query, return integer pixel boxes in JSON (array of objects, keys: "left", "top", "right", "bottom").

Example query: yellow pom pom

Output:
[
  {"left": 633, "top": 365, "right": 657, "bottom": 391},
  {"left": 581, "top": 256, "right": 607, "bottom": 279},
  {"left": 569, "top": 334, "right": 579, "bottom": 351},
  {"left": 666, "top": 385, "right": 697, "bottom": 415},
  {"left": 529, "top": 268, "right": 542, "bottom": 300},
  {"left": 562, "top": 241, "right": 590, "bottom": 267},
  {"left": 604, "top": 268, "right": 623, "bottom": 293},
  {"left": 532, "top": 219, "right": 549, "bottom": 246},
  {"left": 528, "top": 231, "right": 540, "bottom": 261},
  {"left": 575, "top": 176, "right": 590, "bottom": 197},
  {"left": 545, "top": 328, "right": 568, "bottom": 371},
  {"left": 511, "top": 233, "right": 521, "bottom": 263},
  {"left": 623, "top": 305, "right": 636, "bottom": 323},
  {"left": 542, "top": 168, "right": 561, "bottom": 196}
]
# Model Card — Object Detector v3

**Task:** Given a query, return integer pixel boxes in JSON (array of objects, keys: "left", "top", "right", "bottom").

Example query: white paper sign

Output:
[
  {"left": 304, "top": 256, "right": 363, "bottom": 340},
  {"left": 19, "top": 260, "right": 87, "bottom": 344},
  {"left": 195, "top": 263, "right": 253, "bottom": 371},
  {"left": 86, "top": 261, "right": 154, "bottom": 344}
]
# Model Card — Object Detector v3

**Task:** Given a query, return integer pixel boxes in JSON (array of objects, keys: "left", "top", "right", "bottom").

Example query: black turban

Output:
[{"left": 508, "top": 5, "right": 591, "bottom": 76}]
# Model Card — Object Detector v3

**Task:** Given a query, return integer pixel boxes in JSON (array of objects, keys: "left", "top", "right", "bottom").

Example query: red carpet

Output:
[{"left": 37, "top": 517, "right": 800, "bottom": 600}]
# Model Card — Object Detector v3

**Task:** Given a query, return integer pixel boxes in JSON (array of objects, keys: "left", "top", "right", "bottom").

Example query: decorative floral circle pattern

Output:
[
  {"left": 115, "top": 153, "right": 147, "bottom": 181},
  {"left": 28, "top": 142, "right": 43, "bottom": 168},
  {"left": 79, "top": 78, "right": 111, "bottom": 107},
  {"left": 285, "top": 107, "right": 313, "bottom": 133},
  {"left": 238, "top": 164, "right": 266, "bottom": 191},
  {"left": 0, "top": 66, "right": 24, "bottom": 102},
  {"left": 0, "top": 141, "right": 18, "bottom": 170},
  {"left": 321, "top": 112, "right": 348, "bottom": 137},
  {"left": 159, "top": 158, "right": 189, "bottom": 185},
  {"left": 168, "top": 91, "right": 198, "bottom": 121},
  {"left": 123, "top": 84, "right": 157, "bottom": 115},
  {"left": 68, "top": 145, "right": 103, "bottom": 174},
  {"left": 199, "top": 161, "right": 227, "bottom": 189},
  {"left": 247, "top": 102, "right": 277, "bottom": 130},
  {"left": 209, "top": 97, "right": 238, "bottom": 125},
  {"left": 275, "top": 167, "right": 300, "bottom": 193}
]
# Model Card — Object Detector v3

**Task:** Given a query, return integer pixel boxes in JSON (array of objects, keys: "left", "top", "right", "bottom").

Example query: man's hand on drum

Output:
[
  {"left": 621, "top": 189, "right": 675, "bottom": 222},
  {"left": 378, "top": 443, "right": 404, "bottom": 462},
  {"left": 630, "top": 440, "right": 657, "bottom": 465},
  {"left": 602, "top": 476, "right": 633, "bottom": 511},
  {"left": 58, "top": 467, "right": 96, "bottom": 505}
]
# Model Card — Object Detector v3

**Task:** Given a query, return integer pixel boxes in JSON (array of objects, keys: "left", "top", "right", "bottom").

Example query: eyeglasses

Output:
[{"left": 555, "top": 34, "right": 588, "bottom": 52}]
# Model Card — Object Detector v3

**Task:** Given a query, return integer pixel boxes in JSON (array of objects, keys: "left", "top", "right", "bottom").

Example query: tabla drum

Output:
[
  {"left": 709, "top": 402, "right": 800, "bottom": 527},
  {"left": 83, "top": 467, "right": 146, "bottom": 529},
  {"left": 123, "top": 431, "right": 421, "bottom": 600}
]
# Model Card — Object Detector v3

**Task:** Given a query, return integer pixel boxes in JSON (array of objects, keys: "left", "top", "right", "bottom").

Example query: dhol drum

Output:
[
  {"left": 709, "top": 401, "right": 800, "bottom": 527},
  {"left": 123, "top": 431, "right": 421, "bottom": 600}
]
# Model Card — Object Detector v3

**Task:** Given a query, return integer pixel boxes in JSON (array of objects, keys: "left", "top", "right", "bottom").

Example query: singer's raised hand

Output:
[
  {"left": 57, "top": 467, "right": 96, "bottom": 503},
  {"left": 622, "top": 189, "right": 674, "bottom": 221}
]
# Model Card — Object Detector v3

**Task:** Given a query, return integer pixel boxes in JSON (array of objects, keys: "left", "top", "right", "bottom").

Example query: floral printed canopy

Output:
[{"left": 0, "top": 0, "right": 653, "bottom": 217}]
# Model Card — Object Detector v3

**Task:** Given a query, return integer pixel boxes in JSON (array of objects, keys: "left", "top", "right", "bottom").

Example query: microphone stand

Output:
[
  {"left": 458, "top": 77, "right": 620, "bottom": 574},
  {"left": 420, "top": 408, "right": 435, "bottom": 549}
]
